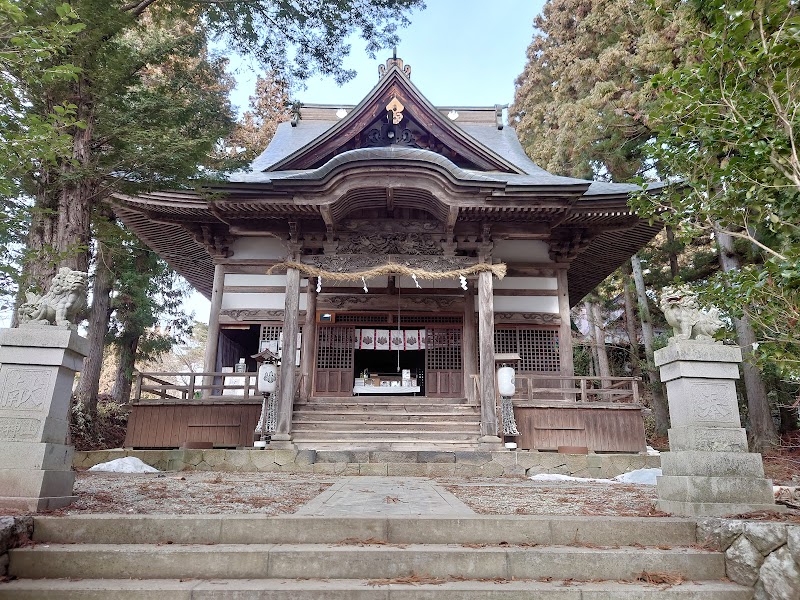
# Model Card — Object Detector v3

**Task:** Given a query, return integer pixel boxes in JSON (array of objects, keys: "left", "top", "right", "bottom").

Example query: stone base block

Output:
[
  {"left": 657, "top": 474, "right": 776, "bottom": 506},
  {"left": 0, "top": 494, "right": 76, "bottom": 512},
  {"left": 0, "top": 468, "right": 74, "bottom": 500},
  {"left": 657, "top": 499, "right": 785, "bottom": 517},
  {"left": 661, "top": 450, "right": 765, "bottom": 478},
  {"left": 0, "top": 442, "right": 73, "bottom": 471},
  {"left": 668, "top": 426, "right": 748, "bottom": 452},
  {"left": 267, "top": 434, "right": 295, "bottom": 451}
]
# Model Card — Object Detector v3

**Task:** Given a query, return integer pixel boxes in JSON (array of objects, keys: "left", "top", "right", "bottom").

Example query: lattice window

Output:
[
  {"left": 494, "top": 327, "right": 560, "bottom": 373},
  {"left": 316, "top": 326, "right": 355, "bottom": 369},
  {"left": 425, "top": 327, "right": 462, "bottom": 371},
  {"left": 260, "top": 324, "right": 282, "bottom": 346},
  {"left": 399, "top": 315, "right": 463, "bottom": 325},
  {"left": 335, "top": 314, "right": 390, "bottom": 324}
]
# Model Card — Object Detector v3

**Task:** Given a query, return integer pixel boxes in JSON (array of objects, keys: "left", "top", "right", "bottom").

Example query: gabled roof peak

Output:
[{"left": 378, "top": 50, "right": 411, "bottom": 79}]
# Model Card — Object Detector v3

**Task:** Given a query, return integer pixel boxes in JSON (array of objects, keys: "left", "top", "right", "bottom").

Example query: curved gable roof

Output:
[{"left": 267, "top": 64, "right": 524, "bottom": 174}]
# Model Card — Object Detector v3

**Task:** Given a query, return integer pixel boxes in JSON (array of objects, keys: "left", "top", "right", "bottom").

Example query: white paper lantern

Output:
[
  {"left": 257, "top": 363, "right": 278, "bottom": 394},
  {"left": 497, "top": 366, "right": 516, "bottom": 397}
]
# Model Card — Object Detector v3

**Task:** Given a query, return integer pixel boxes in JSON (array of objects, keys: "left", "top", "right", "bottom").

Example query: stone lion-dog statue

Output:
[
  {"left": 18, "top": 267, "right": 88, "bottom": 329},
  {"left": 659, "top": 285, "right": 723, "bottom": 343}
]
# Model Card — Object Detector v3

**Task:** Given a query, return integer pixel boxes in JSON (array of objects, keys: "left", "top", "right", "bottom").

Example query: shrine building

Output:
[{"left": 113, "top": 56, "right": 660, "bottom": 452}]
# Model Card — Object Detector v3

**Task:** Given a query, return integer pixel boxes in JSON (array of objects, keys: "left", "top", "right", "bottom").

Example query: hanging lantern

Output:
[
  {"left": 497, "top": 366, "right": 516, "bottom": 397},
  {"left": 257, "top": 362, "right": 278, "bottom": 394}
]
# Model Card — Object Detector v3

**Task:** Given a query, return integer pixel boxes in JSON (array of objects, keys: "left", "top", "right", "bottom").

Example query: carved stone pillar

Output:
[
  {"left": 202, "top": 263, "right": 225, "bottom": 393},
  {"left": 0, "top": 328, "right": 87, "bottom": 511},
  {"left": 271, "top": 265, "right": 300, "bottom": 449},
  {"left": 300, "top": 281, "right": 318, "bottom": 401},
  {"left": 462, "top": 288, "right": 478, "bottom": 405},
  {"left": 478, "top": 270, "right": 501, "bottom": 446}
]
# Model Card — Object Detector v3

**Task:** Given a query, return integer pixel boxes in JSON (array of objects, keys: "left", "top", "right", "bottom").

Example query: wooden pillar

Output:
[
  {"left": 272, "top": 266, "right": 300, "bottom": 447},
  {"left": 202, "top": 263, "right": 225, "bottom": 393},
  {"left": 462, "top": 288, "right": 478, "bottom": 405},
  {"left": 556, "top": 269, "right": 574, "bottom": 377},
  {"left": 478, "top": 270, "right": 500, "bottom": 443},
  {"left": 300, "top": 281, "right": 318, "bottom": 402}
]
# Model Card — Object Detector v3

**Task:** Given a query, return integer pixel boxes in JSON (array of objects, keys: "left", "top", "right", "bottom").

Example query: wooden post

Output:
[
  {"left": 556, "top": 269, "right": 574, "bottom": 377},
  {"left": 462, "top": 288, "right": 478, "bottom": 405},
  {"left": 272, "top": 265, "right": 300, "bottom": 447},
  {"left": 477, "top": 270, "right": 500, "bottom": 443},
  {"left": 202, "top": 263, "right": 225, "bottom": 394},
  {"left": 300, "top": 281, "right": 318, "bottom": 402}
]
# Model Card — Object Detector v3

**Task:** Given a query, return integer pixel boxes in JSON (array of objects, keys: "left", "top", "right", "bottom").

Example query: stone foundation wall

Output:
[
  {"left": 697, "top": 518, "right": 800, "bottom": 599},
  {"left": 0, "top": 516, "right": 32, "bottom": 577},
  {"left": 73, "top": 449, "right": 661, "bottom": 478}
]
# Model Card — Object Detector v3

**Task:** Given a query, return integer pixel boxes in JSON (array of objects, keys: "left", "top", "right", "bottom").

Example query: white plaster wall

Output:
[
  {"left": 224, "top": 274, "right": 288, "bottom": 287},
  {"left": 229, "top": 237, "right": 287, "bottom": 260},
  {"left": 494, "top": 276, "right": 558, "bottom": 290},
  {"left": 221, "top": 292, "right": 307, "bottom": 312},
  {"left": 493, "top": 240, "right": 552, "bottom": 263},
  {"left": 395, "top": 276, "right": 461, "bottom": 289},
  {"left": 478, "top": 295, "right": 559, "bottom": 313}
]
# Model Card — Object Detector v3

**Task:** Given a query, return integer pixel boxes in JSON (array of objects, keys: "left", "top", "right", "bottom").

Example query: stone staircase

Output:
[
  {"left": 1, "top": 514, "right": 751, "bottom": 598},
  {"left": 291, "top": 395, "right": 482, "bottom": 450}
]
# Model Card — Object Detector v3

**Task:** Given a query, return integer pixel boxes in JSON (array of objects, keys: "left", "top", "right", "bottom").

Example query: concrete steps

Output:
[
  {"left": 292, "top": 396, "right": 482, "bottom": 450},
  {"left": 1, "top": 515, "right": 750, "bottom": 599}
]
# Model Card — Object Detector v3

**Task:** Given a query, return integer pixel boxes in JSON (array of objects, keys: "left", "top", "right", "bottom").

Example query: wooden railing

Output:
[
  {"left": 468, "top": 373, "right": 641, "bottom": 406},
  {"left": 131, "top": 371, "right": 306, "bottom": 404}
]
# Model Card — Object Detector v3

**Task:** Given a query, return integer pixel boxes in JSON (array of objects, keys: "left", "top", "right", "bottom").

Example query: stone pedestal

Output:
[
  {"left": 654, "top": 340, "right": 781, "bottom": 517},
  {"left": 0, "top": 328, "right": 88, "bottom": 512}
]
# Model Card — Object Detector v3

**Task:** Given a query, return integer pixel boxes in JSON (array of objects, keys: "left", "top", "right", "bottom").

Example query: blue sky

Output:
[{"left": 190, "top": 0, "right": 547, "bottom": 321}]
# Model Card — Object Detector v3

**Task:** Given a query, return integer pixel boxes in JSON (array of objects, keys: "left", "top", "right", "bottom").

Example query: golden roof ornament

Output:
[{"left": 378, "top": 48, "right": 411, "bottom": 79}]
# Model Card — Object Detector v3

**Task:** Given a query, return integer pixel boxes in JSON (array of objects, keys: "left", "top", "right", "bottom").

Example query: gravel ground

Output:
[
  {"left": 38, "top": 472, "right": 666, "bottom": 517},
  {"left": 5, "top": 471, "right": 795, "bottom": 520}
]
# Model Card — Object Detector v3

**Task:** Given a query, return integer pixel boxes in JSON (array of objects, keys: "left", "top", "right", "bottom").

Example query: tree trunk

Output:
[
  {"left": 584, "top": 300, "right": 611, "bottom": 383},
  {"left": 75, "top": 232, "right": 115, "bottom": 416},
  {"left": 112, "top": 335, "right": 140, "bottom": 404},
  {"left": 716, "top": 230, "right": 779, "bottom": 452},
  {"left": 19, "top": 80, "right": 96, "bottom": 300},
  {"left": 631, "top": 254, "right": 670, "bottom": 437},
  {"left": 621, "top": 263, "right": 642, "bottom": 377},
  {"left": 666, "top": 226, "right": 680, "bottom": 279}
]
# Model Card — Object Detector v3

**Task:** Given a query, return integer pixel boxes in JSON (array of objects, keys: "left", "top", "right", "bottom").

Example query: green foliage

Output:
[
  {"left": 511, "top": 0, "right": 690, "bottom": 180},
  {"left": 637, "top": 0, "right": 800, "bottom": 375}
]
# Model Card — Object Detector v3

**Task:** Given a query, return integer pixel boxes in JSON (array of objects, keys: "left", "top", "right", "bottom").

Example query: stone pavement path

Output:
[{"left": 295, "top": 476, "right": 474, "bottom": 516}]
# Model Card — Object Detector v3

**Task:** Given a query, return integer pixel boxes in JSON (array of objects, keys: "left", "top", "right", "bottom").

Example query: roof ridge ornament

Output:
[{"left": 378, "top": 49, "right": 411, "bottom": 79}]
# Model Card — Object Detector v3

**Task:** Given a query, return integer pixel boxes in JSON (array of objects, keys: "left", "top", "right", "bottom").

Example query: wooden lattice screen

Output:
[
  {"left": 425, "top": 327, "right": 463, "bottom": 397},
  {"left": 314, "top": 325, "right": 356, "bottom": 395},
  {"left": 494, "top": 327, "right": 560, "bottom": 373}
]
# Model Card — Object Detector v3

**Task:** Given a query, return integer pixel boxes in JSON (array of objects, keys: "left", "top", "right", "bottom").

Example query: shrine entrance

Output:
[{"left": 312, "top": 313, "right": 464, "bottom": 399}]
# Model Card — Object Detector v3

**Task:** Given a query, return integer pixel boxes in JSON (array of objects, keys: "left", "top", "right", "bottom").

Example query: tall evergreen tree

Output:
[{"left": 511, "top": 0, "right": 690, "bottom": 180}]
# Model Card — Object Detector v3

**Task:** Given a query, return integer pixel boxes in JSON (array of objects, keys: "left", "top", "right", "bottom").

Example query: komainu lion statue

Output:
[
  {"left": 18, "top": 267, "right": 88, "bottom": 329},
  {"left": 659, "top": 285, "right": 723, "bottom": 343}
]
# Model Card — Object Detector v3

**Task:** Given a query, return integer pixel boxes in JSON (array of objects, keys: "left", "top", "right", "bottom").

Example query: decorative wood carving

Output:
[
  {"left": 320, "top": 295, "right": 463, "bottom": 311},
  {"left": 220, "top": 309, "right": 287, "bottom": 321},
  {"left": 494, "top": 312, "right": 561, "bottom": 325},
  {"left": 378, "top": 54, "right": 411, "bottom": 78},
  {"left": 336, "top": 233, "right": 442, "bottom": 255},
  {"left": 339, "top": 219, "right": 441, "bottom": 234},
  {"left": 305, "top": 254, "right": 475, "bottom": 273},
  {"left": 187, "top": 224, "right": 232, "bottom": 259},
  {"left": 548, "top": 229, "right": 595, "bottom": 262}
]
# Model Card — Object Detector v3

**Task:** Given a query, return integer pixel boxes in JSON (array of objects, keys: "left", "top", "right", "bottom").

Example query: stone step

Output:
[
  {"left": 290, "top": 430, "right": 480, "bottom": 442},
  {"left": 306, "top": 396, "right": 470, "bottom": 405},
  {"left": 296, "top": 403, "right": 478, "bottom": 413},
  {"left": 295, "top": 442, "right": 482, "bottom": 451},
  {"left": 293, "top": 410, "right": 479, "bottom": 421},
  {"left": 291, "top": 421, "right": 482, "bottom": 431},
  {"left": 9, "top": 543, "right": 725, "bottom": 582},
  {"left": 31, "top": 515, "right": 699, "bottom": 546},
  {"left": 0, "top": 578, "right": 753, "bottom": 599}
]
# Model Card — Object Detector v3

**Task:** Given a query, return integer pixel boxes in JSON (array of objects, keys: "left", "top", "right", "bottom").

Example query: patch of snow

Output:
[
  {"left": 88, "top": 457, "right": 159, "bottom": 473},
  {"left": 646, "top": 446, "right": 660, "bottom": 456},
  {"left": 529, "top": 473, "right": 615, "bottom": 484},
  {"left": 612, "top": 468, "right": 662, "bottom": 485}
]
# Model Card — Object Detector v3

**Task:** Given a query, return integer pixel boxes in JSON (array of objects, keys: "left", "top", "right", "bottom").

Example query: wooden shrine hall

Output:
[{"left": 113, "top": 56, "right": 660, "bottom": 452}]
